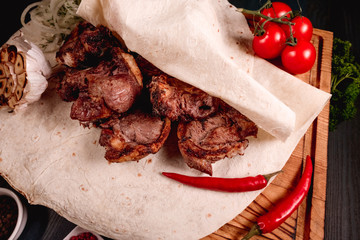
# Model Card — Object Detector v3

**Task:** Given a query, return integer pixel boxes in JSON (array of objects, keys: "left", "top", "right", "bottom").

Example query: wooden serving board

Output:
[{"left": 203, "top": 29, "right": 333, "bottom": 240}]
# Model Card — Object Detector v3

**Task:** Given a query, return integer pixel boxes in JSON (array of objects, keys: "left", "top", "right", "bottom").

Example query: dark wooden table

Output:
[{"left": 1, "top": 0, "right": 360, "bottom": 239}]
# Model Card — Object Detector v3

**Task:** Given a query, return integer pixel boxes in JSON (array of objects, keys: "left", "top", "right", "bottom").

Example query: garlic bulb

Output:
[{"left": 0, "top": 32, "right": 51, "bottom": 111}]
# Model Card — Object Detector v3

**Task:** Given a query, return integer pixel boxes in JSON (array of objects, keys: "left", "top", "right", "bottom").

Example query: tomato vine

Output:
[{"left": 238, "top": 0, "right": 316, "bottom": 74}]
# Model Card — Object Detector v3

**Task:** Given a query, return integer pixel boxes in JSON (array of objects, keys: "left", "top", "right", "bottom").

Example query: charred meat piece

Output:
[
  {"left": 58, "top": 47, "right": 142, "bottom": 102},
  {"left": 57, "top": 47, "right": 143, "bottom": 123},
  {"left": 148, "top": 74, "right": 220, "bottom": 121},
  {"left": 90, "top": 73, "right": 141, "bottom": 113},
  {"left": 87, "top": 48, "right": 143, "bottom": 113},
  {"left": 56, "top": 67, "right": 89, "bottom": 102},
  {"left": 70, "top": 94, "right": 113, "bottom": 123},
  {"left": 56, "top": 21, "right": 119, "bottom": 68},
  {"left": 99, "top": 111, "right": 171, "bottom": 162},
  {"left": 177, "top": 105, "right": 258, "bottom": 175}
]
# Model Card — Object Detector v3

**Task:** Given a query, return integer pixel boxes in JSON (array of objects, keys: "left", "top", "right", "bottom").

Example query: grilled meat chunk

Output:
[
  {"left": 93, "top": 74, "right": 141, "bottom": 113},
  {"left": 177, "top": 104, "right": 258, "bottom": 175},
  {"left": 99, "top": 111, "right": 171, "bottom": 162},
  {"left": 70, "top": 94, "right": 113, "bottom": 123},
  {"left": 148, "top": 74, "right": 220, "bottom": 121},
  {"left": 56, "top": 21, "right": 119, "bottom": 68},
  {"left": 57, "top": 46, "right": 143, "bottom": 123},
  {"left": 56, "top": 67, "right": 89, "bottom": 102}
]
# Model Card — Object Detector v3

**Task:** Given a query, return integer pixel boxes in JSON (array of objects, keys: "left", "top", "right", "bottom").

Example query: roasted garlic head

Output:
[{"left": 0, "top": 34, "right": 51, "bottom": 111}]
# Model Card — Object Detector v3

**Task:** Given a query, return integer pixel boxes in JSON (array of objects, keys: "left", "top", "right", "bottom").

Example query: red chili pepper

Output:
[
  {"left": 161, "top": 170, "right": 280, "bottom": 193},
  {"left": 242, "top": 155, "right": 313, "bottom": 240}
]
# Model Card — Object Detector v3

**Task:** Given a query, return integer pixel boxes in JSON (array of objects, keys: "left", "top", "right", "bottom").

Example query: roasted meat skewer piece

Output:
[
  {"left": 99, "top": 111, "right": 171, "bottom": 162},
  {"left": 148, "top": 74, "right": 220, "bottom": 121},
  {"left": 177, "top": 104, "right": 258, "bottom": 176},
  {"left": 58, "top": 47, "right": 143, "bottom": 125},
  {"left": 56, "top": 21, "right": 119, "bottom": 68}
]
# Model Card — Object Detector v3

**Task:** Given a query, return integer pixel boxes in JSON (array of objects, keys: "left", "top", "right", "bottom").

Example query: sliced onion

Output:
[{"left": 20, "top": 0, "right": 82, "bottom": 53}]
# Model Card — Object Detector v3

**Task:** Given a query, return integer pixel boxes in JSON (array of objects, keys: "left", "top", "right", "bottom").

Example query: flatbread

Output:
[{"left": 0, "top": 0, "right": 331, "bottom": 239}]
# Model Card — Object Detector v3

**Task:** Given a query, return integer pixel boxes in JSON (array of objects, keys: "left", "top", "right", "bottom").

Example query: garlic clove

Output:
[
  {"left": 3, "top": 63, "right": 11, "bottom": 77},
  {"left": 15, "top": 87, "right": 24, "bottom": 102},
  {"left": 0, "top": 78, "right": 6, "bottom": 94},
  {"left": 17, "top": 72, "right": 27, "bottom": 88},
  {"left": 3, "top": 76, "right": 14, "bottom": 98},
  {"left": 0, "top": 45, "right": 17, "bottom": 64},
  {"left": 0, "top": 63, "right": 7, "bottom": 79},
  {"left": 14, "top": 52, "right": 26, "bottom": 75}
]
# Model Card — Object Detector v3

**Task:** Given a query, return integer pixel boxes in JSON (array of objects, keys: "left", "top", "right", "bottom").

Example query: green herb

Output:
[{"left": 330, "top": 38, "right": 360, "bottom": 131}]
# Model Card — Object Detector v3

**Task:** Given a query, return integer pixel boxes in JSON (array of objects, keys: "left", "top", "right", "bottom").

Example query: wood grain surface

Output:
[{"left": 203, "top": 29, "right": 333, "bottom": 240}]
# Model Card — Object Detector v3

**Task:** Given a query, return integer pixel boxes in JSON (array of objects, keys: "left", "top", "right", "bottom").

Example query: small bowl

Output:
[{"left": 0, "top": 187, "right": 28, "bottom": 240}]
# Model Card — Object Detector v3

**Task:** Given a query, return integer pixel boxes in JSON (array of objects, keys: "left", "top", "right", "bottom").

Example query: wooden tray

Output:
[{"left": 203, "top": 29, "right": 333, "bottom": 240}]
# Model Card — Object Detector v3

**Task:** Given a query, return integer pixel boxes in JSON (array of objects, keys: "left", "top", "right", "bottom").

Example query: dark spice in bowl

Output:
[
  {"left": 70, "top": 232, "right": 98, "bottom": 240},
  {"left": 0, "top": 196, "right": 18, "bottom": 240}
]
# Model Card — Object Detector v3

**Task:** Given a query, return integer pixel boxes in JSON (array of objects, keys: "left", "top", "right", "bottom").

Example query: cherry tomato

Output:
[
  {"left": 252, "top": 23, "right": 286, "bottom": 59},
  {"left": 261, "top": 2, "right": 292, "bottom": 19},
  {"left": 283, "top": 16, "right": 313, "bottom": 42},
  {"left": 260, "top": 7, "right": 276, "bottom": 25},
  {"left": 272, "top": 2, "right": 292, "bottom": 19},
  {"left": 281, "top": 40, "right": 316, "bottom": 74}
]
